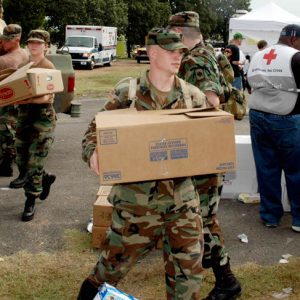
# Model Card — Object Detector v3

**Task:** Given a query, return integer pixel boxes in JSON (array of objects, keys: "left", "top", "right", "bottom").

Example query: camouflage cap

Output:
[
  {"left": 0, "top": 24, "right": 22, "bottom": 40},
  {"left": 168, "top": 11, "right": 200, "bottom": 28},
  {"left": 146, "top": 28, "right": 188, "bottom": 52},
  {"left": 27, "top": 30, "right": 50, "bottom": 44}
]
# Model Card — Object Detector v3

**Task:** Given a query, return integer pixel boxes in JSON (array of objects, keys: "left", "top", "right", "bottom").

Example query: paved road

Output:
[{"left": 0, "top": 99, "right": 299, "bottom": 266}]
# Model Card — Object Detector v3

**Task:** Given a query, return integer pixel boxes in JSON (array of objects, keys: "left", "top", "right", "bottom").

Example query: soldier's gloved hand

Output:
[{"left": 89, "top": 150, "right": 100, "bottom": 175}]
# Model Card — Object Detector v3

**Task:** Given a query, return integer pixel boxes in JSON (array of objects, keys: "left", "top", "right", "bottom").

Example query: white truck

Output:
[{"left": 60, "top": 25, "right": 117, "bottom": 70}]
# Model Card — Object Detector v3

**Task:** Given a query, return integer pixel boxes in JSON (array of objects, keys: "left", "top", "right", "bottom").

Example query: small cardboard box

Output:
[
  {"left": 0, "top": 63, "right": 64, "bottom": 107},
  {"left": 96, "top": 108, "right": 236, "bottom": 185},
  {"left": 93, "top": 186, "right": 113, "bottom": 227},
  {"left": 92, "top": 225, "right": 109, "bottom": 248}
]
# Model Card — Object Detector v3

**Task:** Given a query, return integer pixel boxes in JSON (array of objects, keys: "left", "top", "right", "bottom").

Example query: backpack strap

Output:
[
  {"left": 178, "top": 78, "right": 193, "bottom": 109},
  {"left": 115, "top": 77, "right": 137, "bottom": 109}
]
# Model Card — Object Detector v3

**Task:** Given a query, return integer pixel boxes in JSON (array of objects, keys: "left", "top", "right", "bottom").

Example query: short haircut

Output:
[{"left": 257, "top": 40, "right": 268, "bottom": 50}]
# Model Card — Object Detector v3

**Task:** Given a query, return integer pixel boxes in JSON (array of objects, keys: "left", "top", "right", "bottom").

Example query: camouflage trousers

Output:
[
  {"left": 0, "top": 105, "right": 18, "bottom": 160},
  {"left": 15, "top": 104, "right": 56, "bottom": 197},
  {"left": 89, "top": 178, "right": 204, "bottom": 300},
  {"left": 194, "top": 173, "right": 228, "bottom": 268}
]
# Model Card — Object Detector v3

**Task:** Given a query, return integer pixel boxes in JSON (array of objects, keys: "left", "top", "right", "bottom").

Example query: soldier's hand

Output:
[{"left": 90, "top": 150, "right": 100, "bottom": 175}]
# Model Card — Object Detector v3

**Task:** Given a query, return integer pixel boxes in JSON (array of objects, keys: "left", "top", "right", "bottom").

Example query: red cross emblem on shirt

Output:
[{"left": 263, "top": 49, "right": 277, "bottom": 65}]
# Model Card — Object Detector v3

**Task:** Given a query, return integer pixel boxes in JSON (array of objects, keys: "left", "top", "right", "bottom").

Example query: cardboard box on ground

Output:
[
  {"left": 96, "top": 108, "right": 236, "bottom": 185},
  {"left": 0, "top": 62, "right": 63, "bottom": 107}
]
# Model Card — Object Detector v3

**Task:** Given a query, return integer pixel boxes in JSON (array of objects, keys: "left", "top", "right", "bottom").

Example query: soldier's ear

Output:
[{"left": 147, "top": 46, "right": 157, "bottom": 59}]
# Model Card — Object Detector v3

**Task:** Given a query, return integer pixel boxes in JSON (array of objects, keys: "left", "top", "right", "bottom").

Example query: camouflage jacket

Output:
[
  {"left": 178, "top": 42, "right": 223, "bottom": 98},
  {"left": 82, "top": 70, "right": 207, "bottom": 163}
]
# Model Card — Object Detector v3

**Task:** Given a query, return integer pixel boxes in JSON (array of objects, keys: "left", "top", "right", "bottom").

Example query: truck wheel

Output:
[
  {"left": 89, "top": 58, "right": 95, "bottom": 70},
  {"left": 137, "top": 59, "right": 140, "bottom": 64}
]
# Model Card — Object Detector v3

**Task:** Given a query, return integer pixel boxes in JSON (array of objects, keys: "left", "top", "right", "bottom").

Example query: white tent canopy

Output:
[{"left": 229, "top": 2, "right": 300, "bottom": 57}]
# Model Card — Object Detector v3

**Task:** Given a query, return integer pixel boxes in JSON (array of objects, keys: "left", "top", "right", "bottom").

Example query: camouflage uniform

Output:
[
  {"left": 80, "top": 29, "right": 207, "bottom": 300},
  {"left": 0, "top": 24, "right": 29, "bottom": 172},
  {"left": 15, "top": 32, "right": 56, "bottom": 198},
  {"left": 169, "top": 12, "right": 241, "bottom": 300},
  {"left": 169, "top": 12, "right": 228, "bottom": 269}
]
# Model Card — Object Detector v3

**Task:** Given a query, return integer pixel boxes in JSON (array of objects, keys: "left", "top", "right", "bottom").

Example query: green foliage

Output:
[
  {"left": 169, "top": 0, "right": 251, "bottom": 43},
  {"left": 125, "top": 0, "right": 172, "bottom": 46},
  {"left": 209, "top": 0, "right": 251, "bottom": 44},
  {"left": 44, "top": 0, "right": 128, "bottom": 46},
  {"left": 2, "top": 0, "right": 251, "bottom": 47},
  {"left": 3, "top": 0, "right": 46, "bottom": 44}
]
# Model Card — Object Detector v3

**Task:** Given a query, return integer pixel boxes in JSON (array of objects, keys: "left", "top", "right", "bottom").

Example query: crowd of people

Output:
[{"left": 0, "top": 8, "right": 299, "bottom": 300}]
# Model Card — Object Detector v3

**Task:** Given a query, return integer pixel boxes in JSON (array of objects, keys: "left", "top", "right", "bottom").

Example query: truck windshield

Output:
[{"left": 65, "top": 37, "right": 94, "bottom": 48}]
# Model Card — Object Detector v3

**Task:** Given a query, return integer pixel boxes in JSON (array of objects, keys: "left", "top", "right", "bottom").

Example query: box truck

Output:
[{"left": 59, "top": 25, "right": 117, "bottom": 70}]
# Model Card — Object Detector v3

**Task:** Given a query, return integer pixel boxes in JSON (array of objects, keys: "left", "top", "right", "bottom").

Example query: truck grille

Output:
[{"left": 70, "top": 53, "right": 88, "bottom": 60}]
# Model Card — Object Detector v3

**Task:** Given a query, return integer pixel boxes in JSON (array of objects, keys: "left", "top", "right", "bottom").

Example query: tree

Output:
[
  {"left": 45, "top": 0, "right": 128, "bottom": 46},
  {"left": 209, "top": 0, "right": 251, "bottom": 45},
  {"left": 3, "top": 0, "right": 46, "bottom": 44},
  {"left": 125, "top": 0, "right": 172, "bottom": 57},
  {"left": 169, "top": 0, "right": 218, "bottom": 39}
]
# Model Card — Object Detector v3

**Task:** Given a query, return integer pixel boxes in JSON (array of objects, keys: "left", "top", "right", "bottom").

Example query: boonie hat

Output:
[
  {"left": 146, "top": 28, "right": 188, "bottom": 52},
  {"left": 168, "top": 11, "right": 200, "bottom": 28},
  {"left": 0, "top": 24, "right": 22, "bottom": 40},
  {"left": 280, "top": 24, "right": 300, "bottom": 37},
  {"left": 27, "top": 30, "right": 50, "bottom": 44},
  {"left": 233, "top": 32, "right": 244, "bottom": 40}
]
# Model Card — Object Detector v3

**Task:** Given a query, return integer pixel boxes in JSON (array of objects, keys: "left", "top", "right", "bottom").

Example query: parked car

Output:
[
  {"left": 135, "top": 46, "right": 149, "bottom": 63},
  {"left": 46, "top": 53, "right": 75, "bottom": 114}
]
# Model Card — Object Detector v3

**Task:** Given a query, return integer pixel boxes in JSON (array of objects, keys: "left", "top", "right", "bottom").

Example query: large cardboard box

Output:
[
  {"left": 96, "top": 108, "right": 236, "bottom": 185},
  {"left": 0, "top": 63, "right": 64, "bottom": 107},
  {"left": 93, "top": 186, "right": 113, "bottom": 227}
]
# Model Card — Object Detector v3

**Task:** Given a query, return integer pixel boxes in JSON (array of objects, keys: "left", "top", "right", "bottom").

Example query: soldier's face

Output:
[
  {"left": 27, "top": 41, "right": 47, "bottom": 56},
  {"left": 154, "top": 47, "right": 183, "bottom": 75},
  {"left": 1, "top": 38, "right": 18, "bottom": 52}
]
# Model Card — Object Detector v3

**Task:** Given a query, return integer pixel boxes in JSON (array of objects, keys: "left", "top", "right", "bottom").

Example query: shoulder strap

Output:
[
  {"left": 178, "top": 78, "right": 193, "bottom": 109},
  {"left": 115, "top": 77, "right": 137, "bottom": 109}
]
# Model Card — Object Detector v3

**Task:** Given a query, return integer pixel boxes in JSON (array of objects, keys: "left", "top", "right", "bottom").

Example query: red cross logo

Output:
[{"left": 263, "top": 49, "right": 277, "bottom": 65}]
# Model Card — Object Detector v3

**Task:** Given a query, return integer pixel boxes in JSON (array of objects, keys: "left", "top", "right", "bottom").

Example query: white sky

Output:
[{"left": 250, "top": 0, "right": 300, "bottom": 18}]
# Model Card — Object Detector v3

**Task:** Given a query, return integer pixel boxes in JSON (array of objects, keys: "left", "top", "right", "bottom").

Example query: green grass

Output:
[
  {"left": 0, "top": 229, "right": 299, "bottom": 299},
  {"left": 75, "top": 59, "right": 148, "bottom": 98}
]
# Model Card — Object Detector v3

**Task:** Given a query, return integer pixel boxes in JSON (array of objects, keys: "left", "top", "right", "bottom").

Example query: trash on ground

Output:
[
  {"left": 94, "top": 282, "right": 139, "bottom": 299},
  {"left": 0, "top": 187, "right": 10, "bottom": 191},
  {"left": 272, "top": 287, "right": 293, "bottom": 299},
  {"left": 238, "top": 233, "right": 248, "bottom": 243},
  {"left": 279, "top": 253, "right": 293, "bottom": 264},
  {"left": 279, "top": 259, "right": 289, "bottom": 264},
  {"left": 281, "top": 254, "right": 292, "bottom": 260},
  {"left": 0, "top": 257, "right": 4, "bottom": 262},
  {"left": 87, "top": 218, "right": 93, "bottom": 233},
  {"left": 238, "top": 193, "right": 260, "bottom": 204}
]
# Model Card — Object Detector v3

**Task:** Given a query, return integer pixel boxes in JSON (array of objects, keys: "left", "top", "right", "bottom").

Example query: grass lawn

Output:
[
  {"left": 0, "top": 229, "right": 299, "bottom": 299},
  {"left": 75, "top": 59, "right": 148, "bottom": 99}
]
